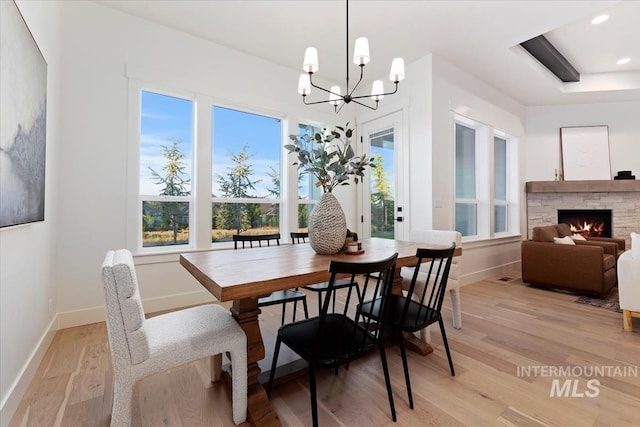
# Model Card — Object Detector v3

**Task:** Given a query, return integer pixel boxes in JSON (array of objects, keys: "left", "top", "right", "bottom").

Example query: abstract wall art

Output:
[{"left": 0, "top": 0, "right": 47, "bottom": 228}]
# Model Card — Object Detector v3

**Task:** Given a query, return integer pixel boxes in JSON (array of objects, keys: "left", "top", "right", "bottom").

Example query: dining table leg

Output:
[
  {"left": 224, "top": 297, "right": 281, "bottom": 427},
  {"left": 390, "top": 262, "right": 434, "bottom": 356}
]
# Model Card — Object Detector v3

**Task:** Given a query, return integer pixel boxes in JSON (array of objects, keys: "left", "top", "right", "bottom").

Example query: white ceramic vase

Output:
[{"left": 309, "top": 192, "right": 347, "bottom": 255}]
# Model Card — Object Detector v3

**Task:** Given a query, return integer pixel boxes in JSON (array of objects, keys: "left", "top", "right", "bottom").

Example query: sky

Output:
[
  {"left": 139, "top": 90, "right": 393, "bottom": 200},
  {"left": 140, "top": 91, "right": 281, "bottom": 197}
]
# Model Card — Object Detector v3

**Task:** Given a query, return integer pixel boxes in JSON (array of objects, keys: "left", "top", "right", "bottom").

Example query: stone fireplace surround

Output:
[{"left": 526, "top": 180, "right": 640, "bottom": 248}]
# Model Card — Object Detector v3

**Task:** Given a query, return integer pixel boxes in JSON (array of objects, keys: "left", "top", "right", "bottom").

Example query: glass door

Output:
[{"left": 361, "top": 112, "right": 406, "bottom": 240}]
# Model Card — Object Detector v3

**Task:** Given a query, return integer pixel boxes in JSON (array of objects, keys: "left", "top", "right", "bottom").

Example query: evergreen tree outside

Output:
[
  {"left": 145, "top": 141, "right": 191, "bottom": 245},
  {"left": 215, "top": 145, "right": 262, "bottom": 234},
  {"left": 370, "top": 153, "right": 394, "bottom": 238}
]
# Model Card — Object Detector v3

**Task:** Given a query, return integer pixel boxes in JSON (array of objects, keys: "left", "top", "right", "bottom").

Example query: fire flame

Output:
[{"left": 569, "top": 221, "right": 604, "bottom": 237}]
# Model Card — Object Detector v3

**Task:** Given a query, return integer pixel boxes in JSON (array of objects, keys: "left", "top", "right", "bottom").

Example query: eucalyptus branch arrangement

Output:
[{"left": 284, "top": 124, "right": 376, "bottom": 193}]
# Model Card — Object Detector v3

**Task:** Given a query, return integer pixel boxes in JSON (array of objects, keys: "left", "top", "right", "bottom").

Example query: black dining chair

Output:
[
  {"left": 290, "top": 231, "right": 362, "bottom": 314},
  {"left": 360, "top": 244, "right": 456, "bottom": 410},
  {"left": 266, "top": 253, "right": 399, "bottom": 427},
  {"left": 233, "top": 233, "right": 309, "bottom": 325}
]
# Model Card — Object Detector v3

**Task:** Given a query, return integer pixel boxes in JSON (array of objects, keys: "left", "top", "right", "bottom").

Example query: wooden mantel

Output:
[{"left": 526, "top": 180, "right": 640, "bottom": 193}]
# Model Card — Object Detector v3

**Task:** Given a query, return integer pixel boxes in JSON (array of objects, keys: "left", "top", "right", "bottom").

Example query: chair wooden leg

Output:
[
  {"left": 210, "top": 353, "right": 222, "bottom": 382},
  {"left": 302, "top": 297, "right": 309, "bottom": 319},
  {"left": 308, "top": 364, "right": 319, "bottom": 427},
  {"left": 439, "top": 318, "right": 455, "bottom": 376},
  {"left": 266, "top": 337, "right": 282, "bottom": 397},
  {"left": 281, "top": 304, "right": 287, "bottom": 325},
  {"left": 398, "top": 331, "right": 414, "bottom": 409},
  {"left": 449, "top": 287, "right": 463, "bottom": 329},
  {"left": 623, "top": 310, "right": 633, "bottom": 332},
  {"left": 378, "top": 341, "right": 397, "bottom": 422}
]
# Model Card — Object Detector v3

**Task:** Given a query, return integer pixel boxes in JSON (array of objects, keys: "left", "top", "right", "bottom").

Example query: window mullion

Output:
[{"left": 195, "top": 95, "right": 213, "bottom": 249}]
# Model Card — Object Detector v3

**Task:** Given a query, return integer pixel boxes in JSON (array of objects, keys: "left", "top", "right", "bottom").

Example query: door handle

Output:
[{"left": 395, "top": 217, "right": 403, "bottom": 222}]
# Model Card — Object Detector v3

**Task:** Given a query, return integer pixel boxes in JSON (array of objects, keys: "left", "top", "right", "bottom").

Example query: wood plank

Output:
[
  {"left": 525, "top": 180, "right": 640, "bottom": 193},
  {"left": 9, "top": 271, "right": 640, "bottom": 427}
]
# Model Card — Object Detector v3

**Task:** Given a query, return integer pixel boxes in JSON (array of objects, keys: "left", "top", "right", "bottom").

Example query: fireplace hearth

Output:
[{"left": 557, "top": 209, "right": 612, "bottom": 238}]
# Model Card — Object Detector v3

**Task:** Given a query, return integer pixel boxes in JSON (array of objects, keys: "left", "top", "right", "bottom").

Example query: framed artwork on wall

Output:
[
  {"left": 560, "top": 125, "right": 611, "bottom": 181},
  {"left": 0, "top": 0, "right": 48, "bottom": 228}
]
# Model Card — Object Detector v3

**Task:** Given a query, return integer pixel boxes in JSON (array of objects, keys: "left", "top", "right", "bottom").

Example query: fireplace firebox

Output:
[{"left": 557, "top": 209, "right": 612, "bottom": 238}]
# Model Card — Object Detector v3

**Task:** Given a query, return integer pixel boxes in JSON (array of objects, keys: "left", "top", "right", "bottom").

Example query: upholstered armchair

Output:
[
  {"left": 521, "top": 224, "right": 625, "bottom": 296},
  {"left": 618, "top": 233, "right": 640, "bottom": 331}
]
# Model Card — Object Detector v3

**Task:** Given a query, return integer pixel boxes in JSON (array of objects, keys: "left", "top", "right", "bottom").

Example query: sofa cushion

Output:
[
  {"left": 554, "top": 236, "right": 575, "bottom": 245},
  {"left": 555, "top": 223, "right": 573, "bottom": 237},
  {"left": 603, "top": 254, "right": 616, "bottom": 270},
  {"left": 532, "top": 225, "right": 559, "bottom": 242}
]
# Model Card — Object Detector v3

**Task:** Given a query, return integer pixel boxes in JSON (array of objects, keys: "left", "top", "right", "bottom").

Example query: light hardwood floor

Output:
[{"left": 10, "top": 272, "right": 640, "bottom": 427}]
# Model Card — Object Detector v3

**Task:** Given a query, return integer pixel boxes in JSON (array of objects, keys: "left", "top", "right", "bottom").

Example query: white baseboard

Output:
[
  {"left": 0, "top": 315, "right": 58, "bottom": 427},
  {"left": 460, "top": 260, "right": 521, "bottom": 286},
  {"left": 56, "top": 289, "right": 216, "bottom": 329}
]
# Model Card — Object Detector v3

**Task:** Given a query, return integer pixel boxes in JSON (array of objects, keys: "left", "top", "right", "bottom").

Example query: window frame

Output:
[
  {"left": 453, "top": 114, "right": 519, "bottom": 241},
  {"left": 210, "top": 105, "right": 284, "bottom": 244},
  {"left": 127, "top": 78, "right": 291, "bottom": 254}
]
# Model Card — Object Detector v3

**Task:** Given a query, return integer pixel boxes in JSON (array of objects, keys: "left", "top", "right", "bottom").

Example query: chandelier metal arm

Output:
[
  {"left": 346, "top": 65, "right": 365, "bottom": 99},
  {"left": 302, "top": 95, "right": 337, "bottom": 106},
  {"left": 351, "top": 98, "right": 379, "bottom": 110},
  {"left": 348, "top": 81, "right": 400, "bottom": 101},
  {"left": 308, "top": 73, "right": 342, "bottom": 97}
]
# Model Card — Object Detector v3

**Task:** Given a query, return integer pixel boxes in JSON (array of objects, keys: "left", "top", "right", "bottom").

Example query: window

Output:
[
  {"left": 211, "top": 106, "right": 281, "bottom": 242},
  {"left": 454, "top": 116, "right": 518, "bottom": 239},
  {"left": 140, "top": 91, "right": 193, "bottom": 248},
  {"left": 494, "top": 135, "right": 508, "bottom": 233},
  {"left": 455, "top": 122, "right": 478, "bottom": 237},
  {"left": 134, "top": 84, "right": 287, "bottom": 252},
  {"left": 296, "top": 123, "right": 322, "bottom": 232}
]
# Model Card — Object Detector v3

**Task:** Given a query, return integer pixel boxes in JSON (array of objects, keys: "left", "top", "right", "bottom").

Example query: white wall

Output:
[
  {"left": 525, "top": 101, "right": 640, "bottom": 182},
  {"left": 54, "top": 0, "right": 342, "bottom": 328},
  {"left": 357, "top": 53, "right": 528, "bottom": 283},
  {"left": 0, "top": 1, "right": 62, "bottom": 423}
]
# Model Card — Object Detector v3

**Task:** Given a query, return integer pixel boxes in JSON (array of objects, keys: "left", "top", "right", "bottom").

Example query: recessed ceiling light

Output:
[
  {"left": 616, "top": 58, "right": 631, "bottom": 65},
  {"left": 591, "top": 14, "right": 609, "bottom": 24}
]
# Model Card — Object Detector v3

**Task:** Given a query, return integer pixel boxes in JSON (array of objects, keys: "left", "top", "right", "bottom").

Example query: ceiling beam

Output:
[{"left": 520, "top": 35, "right": 580, "bottom": 83}]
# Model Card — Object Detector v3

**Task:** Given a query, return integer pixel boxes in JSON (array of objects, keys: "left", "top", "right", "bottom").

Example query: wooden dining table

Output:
[{"left": 180, "top": 237, "right": 461, "bottom": 426}]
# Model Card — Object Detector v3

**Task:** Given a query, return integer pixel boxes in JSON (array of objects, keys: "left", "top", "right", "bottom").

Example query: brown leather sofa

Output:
[{"left": 521, "top": 224, "right": 626, "bottom": 296}]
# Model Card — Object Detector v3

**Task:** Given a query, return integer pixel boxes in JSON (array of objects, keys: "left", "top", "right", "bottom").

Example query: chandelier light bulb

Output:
[
  {"left": 371, "top": 80, "right": 384, "bottom": 101},
  {"left": 303, "top": 47, "right": 319, "bottom": 73},
  {"left": 298, "top": 74, "right": 311, "bottom": 95},
  {"left": 329, "top": 86, "right": 343, "bottom": 106},
  {"left": 389, "top": 58, "right": 405, "bottom": 82},
  {"left": 353, "top": 37, "right": 370, "bottom": 65}
]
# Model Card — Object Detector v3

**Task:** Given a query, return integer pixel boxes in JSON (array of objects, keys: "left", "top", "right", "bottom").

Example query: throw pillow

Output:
[
  {"left": 571, "top": 234, "right": 586, "bottom": 241},
  {"left": 553, "top": 236, "right": 575, "bottom": 245},
  {"left": 632, "top": 232, "right": 640, "bottom": 259}
]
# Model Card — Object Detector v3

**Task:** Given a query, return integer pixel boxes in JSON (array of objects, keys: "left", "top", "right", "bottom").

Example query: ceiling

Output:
[{"left": 95, "top": 0, "right": 640, "bottom": 106}]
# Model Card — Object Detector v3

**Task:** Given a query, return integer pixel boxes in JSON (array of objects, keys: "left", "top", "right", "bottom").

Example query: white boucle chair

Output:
[
  {"left": 400, "top": 230, "right": 463, "bottom": 343},
  {"left": 618, "top": 232, "right": 640, "bottom": 332},
  {"left": 101, "top": 249, "right": 247, "bottom": 426}
]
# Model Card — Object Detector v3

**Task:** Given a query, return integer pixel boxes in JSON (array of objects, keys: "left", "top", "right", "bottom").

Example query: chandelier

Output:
[{"left": 297, "top": 0, "right": 405, "bottom": 112}]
